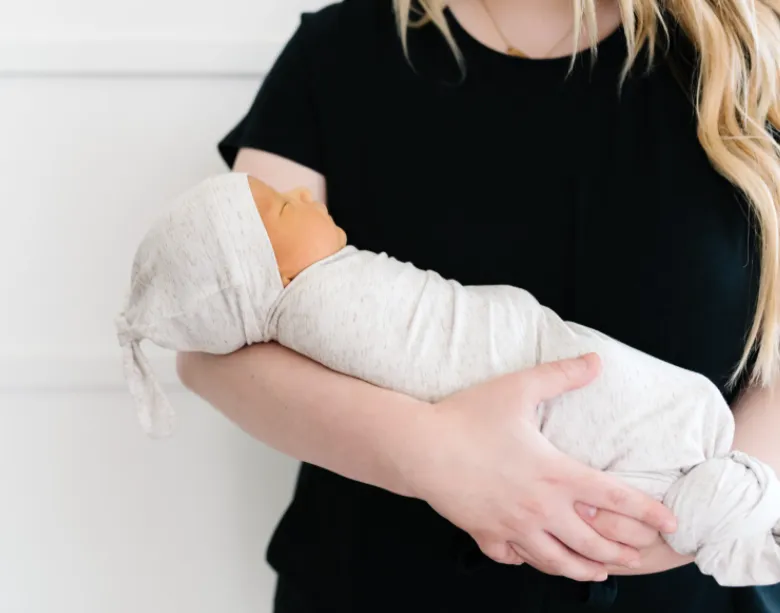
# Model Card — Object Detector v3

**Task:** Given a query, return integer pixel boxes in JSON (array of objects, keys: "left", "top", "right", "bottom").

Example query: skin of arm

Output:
[
  {"left": 731, "top": 377, "right": 780, "bottom": 471},
  {"left": 177, "top": 340, "right": 428, "bottom": 498}
]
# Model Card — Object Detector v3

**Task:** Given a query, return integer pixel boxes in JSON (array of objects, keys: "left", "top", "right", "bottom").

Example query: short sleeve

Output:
[{"left": 218, "top": 15, "right": 323, "bottom": 173}]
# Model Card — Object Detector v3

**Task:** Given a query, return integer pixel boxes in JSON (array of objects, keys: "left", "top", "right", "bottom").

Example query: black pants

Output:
[
  {"left": 273, "top": 568, "right": 741, "bottom": 613},
  {"left": 273, "top": 574, "right": 624, "bottom": 613}
]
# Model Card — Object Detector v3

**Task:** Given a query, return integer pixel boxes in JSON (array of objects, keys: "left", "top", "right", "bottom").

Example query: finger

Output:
[
  {"left": 548, "top": 511, "right": 641, "bottom": 568},
  {"left": 574, "top": 503, "right": 660, "bottom": 549},
  {"left": 610, "top": 541, "right": 694, "bottom": 575},
  {"left": 522, "top": 531, "right": 609, "bottom": 582},
  {"left": 478, "top": 540, "right": 526, "bottom": 565},
  {"left": 508, "top": 542, "right": 529, "bottom": 566},
  {"left": 503, "top": 542, "right": 527, "bottom": 566},
  {"left": 575, "top": 472, "right": 677, "bottom": 534},
  {"left": 524, "top": 353, "right": 602, "bottom": 403}
]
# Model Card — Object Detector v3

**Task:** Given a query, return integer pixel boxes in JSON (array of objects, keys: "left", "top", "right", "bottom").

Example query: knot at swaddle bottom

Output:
[{"left": 663, "top": 450, "right": 780, "bottom": 586}]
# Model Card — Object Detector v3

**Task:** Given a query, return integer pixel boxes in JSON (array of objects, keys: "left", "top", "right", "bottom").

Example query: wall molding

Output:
[
  {"left": 0, "top": 353, "right": 183, "bottom": 392},
  {"left": 0, "top": 37, "right": 282, "bottom": 77}
]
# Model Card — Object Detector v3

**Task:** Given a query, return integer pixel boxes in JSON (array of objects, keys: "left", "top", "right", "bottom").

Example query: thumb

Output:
[{"left": 524, "top": 353, "right": 601, "bottom": 404}]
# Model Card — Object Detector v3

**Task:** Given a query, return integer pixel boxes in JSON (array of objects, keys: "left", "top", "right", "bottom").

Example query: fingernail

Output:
[
  {"left": 595, "top": 572, "right": 609, "bottom": 582},
  {"left": 585, "top": 505, "right": 597, "bottom": 518},
  {"left": 628, "top": 559, "right": 641, "bottom": 569},
  {"left": 663, "top": 519, "right": 677, "bottom": 533}
]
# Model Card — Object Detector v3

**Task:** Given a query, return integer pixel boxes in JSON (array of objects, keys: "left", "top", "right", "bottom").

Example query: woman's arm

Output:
[
  {"left": 732, "top": 376, "right": 780, "bottom": 471},
  {"left": 178, "top": 341, "right": 672, "bottom": 579},
  {"left": 178, "top": 341, "right": 426, "bottom": 497}
]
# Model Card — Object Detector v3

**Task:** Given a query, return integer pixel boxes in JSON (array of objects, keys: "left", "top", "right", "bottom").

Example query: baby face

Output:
[{"left": 248, "top": 176, "right": 347, "bottom": 285}]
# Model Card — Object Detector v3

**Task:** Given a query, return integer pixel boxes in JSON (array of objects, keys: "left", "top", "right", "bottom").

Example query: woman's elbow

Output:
[
  {"left": 176, "top": 351, "right": 206, "bottom": 391},
  {"left": 175, "top": 344, "right": 276, "bottom": 394}
]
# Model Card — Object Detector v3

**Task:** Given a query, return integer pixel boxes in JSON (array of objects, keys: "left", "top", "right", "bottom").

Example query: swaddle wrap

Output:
[
  {"left": 117, "top": 172, "right": 780, "bottom": 585},
  {"left": 115, "top": 173, "right": 283, "bottom": 437},
  {"left": 268, "top": 243, "right": 780, "bottom": 585}
]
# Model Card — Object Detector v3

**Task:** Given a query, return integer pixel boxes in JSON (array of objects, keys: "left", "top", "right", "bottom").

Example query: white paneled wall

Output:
[
  {"left": 0, "top": 392, "right": 297, "bottom": 613},
  {"left": 1, "top": 0, "right": 328, "bottom": 42},
  {"left": 0, "top": 2, "right": 330, "bottom": 611}
]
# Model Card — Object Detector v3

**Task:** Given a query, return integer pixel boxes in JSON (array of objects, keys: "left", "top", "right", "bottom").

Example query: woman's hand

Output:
[
  {"left": 574, "top": 504, "right": 694, "bottom": 575},
  {"left": 402, "top": 354, "right": 678, "bottom": 582}
]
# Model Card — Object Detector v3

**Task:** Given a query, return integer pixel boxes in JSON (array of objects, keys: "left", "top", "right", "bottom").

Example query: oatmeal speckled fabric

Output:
[
  {"left": 115, "top": 173, "right": 283, "bottom": 437},
  {"left": 117, "top": 172, "right": 780, "bottom": 587}
]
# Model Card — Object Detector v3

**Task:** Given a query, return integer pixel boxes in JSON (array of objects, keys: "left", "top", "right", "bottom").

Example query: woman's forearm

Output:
[
  {"left": 732, "top": 377, "right": 780, "bottom": 471},
  {"left": 176, "top": 342, "right": 431, "bottom": 497}
]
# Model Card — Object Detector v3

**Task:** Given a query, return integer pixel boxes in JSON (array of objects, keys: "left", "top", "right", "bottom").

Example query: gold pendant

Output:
[{"left": 507, "top": 46, "right": 527, "bottom": 58}]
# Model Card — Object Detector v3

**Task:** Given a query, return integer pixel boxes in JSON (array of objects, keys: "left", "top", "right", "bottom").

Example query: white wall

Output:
[
  {"left": 1, "top": 0, "right": 327, "bottom": 41},
  {"left": 0, "top": 2, "right": 330, "bottom": 611}
]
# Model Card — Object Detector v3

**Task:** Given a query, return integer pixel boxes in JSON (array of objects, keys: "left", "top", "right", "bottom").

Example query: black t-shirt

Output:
[{"left": 219, "top": 1, "right": 778, "bottom": 611}]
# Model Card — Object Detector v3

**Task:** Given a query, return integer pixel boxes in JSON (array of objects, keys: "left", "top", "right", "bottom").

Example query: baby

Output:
[{"left": 116, "top": 172, "right": 780, "bottom": 587}]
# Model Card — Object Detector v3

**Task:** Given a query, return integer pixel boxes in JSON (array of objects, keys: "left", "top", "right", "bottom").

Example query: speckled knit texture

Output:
[
  {"left": 115, "top": 173, "right": 283, "bottom": 437},
  {"left": 117, "top": 172, "right": 780, "bottom": 587}
]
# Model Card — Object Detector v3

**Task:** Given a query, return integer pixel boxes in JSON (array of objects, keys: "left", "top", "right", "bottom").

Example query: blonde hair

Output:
[{"left": 394, "top": 0, "right": 780, "bottom": 388}]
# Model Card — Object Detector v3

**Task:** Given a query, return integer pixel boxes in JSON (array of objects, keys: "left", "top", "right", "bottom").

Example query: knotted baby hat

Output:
[{"left": 115, "top": 172, "right": 284, "bottom": 438}]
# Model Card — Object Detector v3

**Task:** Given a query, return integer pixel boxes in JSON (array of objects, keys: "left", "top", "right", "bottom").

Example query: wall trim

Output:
[
  {"left": 0, "top": 353, "right": 182, "bottom": 392},
  {"left": 0, "top": 37, "right": 281, "bottom": 77}
]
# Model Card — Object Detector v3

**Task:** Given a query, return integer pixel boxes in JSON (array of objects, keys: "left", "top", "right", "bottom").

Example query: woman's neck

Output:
[{"left": 449, "top": 0, "right": 622, "bottom": 59}]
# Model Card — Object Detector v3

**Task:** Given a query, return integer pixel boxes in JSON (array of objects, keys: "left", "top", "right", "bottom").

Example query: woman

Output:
[{"left": 177, "top": 0, "right": 780, "bottom": 611}]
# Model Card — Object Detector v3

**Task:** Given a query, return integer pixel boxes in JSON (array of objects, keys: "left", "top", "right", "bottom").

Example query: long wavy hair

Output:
[{"left": 394, "top": 0, "right": 780, "bottom": 388}]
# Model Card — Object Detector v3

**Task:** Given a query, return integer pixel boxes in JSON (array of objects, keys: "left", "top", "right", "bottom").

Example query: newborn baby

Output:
[{"left": 116, "top": 172, "right": 780, "bottom": 587}]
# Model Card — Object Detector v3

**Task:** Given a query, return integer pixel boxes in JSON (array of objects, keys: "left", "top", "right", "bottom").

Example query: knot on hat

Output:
[
  {"left": 114, "top": 172, "right": 284, "bottom": 438},
  {"left": 115, "top": 313, "right": 135, "bottom": 347},
  {"left": 114, "top": 310, "right": 175, "bottom": 438}
]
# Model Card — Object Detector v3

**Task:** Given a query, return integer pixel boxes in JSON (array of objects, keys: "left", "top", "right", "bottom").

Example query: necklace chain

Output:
[{"left": 479, "top": 0, "right": 578, "bottom": 59}]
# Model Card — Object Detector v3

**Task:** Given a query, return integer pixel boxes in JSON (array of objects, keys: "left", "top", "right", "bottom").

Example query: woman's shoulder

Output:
[
  {"left": 217, "top": 1, "right": 400, "bottom": 170},
  {"left": 287, "top": 0, "right": 404, "bottom": 101},
  {"left": 295, "top": 0, "right": 396, "bottom": 52}
]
